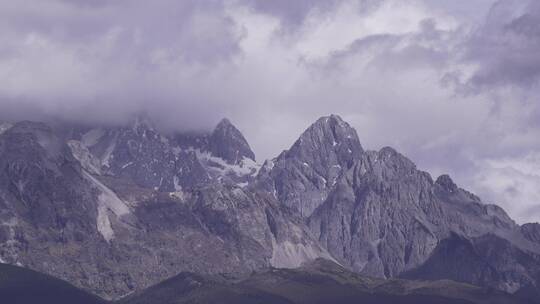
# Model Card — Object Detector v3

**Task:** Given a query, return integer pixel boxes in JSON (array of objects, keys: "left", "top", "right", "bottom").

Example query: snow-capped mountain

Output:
[{"left": 0, "top": 115, "right": 539, "bottom": 300}]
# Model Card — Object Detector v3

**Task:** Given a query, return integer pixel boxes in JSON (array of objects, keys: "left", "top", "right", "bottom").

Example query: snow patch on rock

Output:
[{"left": 196, "top": 150, "right": 261, "bottom": 178}]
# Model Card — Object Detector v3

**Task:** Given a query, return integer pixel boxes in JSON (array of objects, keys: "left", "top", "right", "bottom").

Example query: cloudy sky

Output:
[{"left": 1, "top": 0, "right": 539, "bottom": 223}]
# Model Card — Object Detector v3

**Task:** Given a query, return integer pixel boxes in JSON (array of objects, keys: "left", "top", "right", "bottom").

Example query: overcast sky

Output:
[{"left": 0, "top": 0, "right": 539, "bottom": 224}]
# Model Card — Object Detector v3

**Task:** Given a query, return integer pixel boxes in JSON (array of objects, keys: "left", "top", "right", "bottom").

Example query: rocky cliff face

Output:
[
  {"left": 257, "top": 115, "right": 363, "bottom": 218},
  {"left": 521, "top": 223, "right": 540, "bottom": 244},
  {"left": 402, "top": 232, "right": 540, "bottom": 295},
  {"left": 0, "top": 114, "right": 539, "bottom": 299},
  {"left": 0, "top": 118, "right": 330, "bottom": 299},
  {"left": 209, "top": 118, "right": 256, "bottom": 164},
  {"left": 258, "top": 114, "right": 540, "bottom": 294}
]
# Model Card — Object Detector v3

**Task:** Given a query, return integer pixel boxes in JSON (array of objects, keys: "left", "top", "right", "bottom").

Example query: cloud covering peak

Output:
[{"left": 0, "top": 0, "right": 539, "bottom": 223}]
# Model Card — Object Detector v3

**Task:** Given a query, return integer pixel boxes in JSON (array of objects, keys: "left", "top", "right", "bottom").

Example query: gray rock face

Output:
[
  {"left": 71, "top": 116, "right": 257, "bottom": 193},
  {"left": 0, "top": 114, "right": 539, "bottom": 300},
  {"left": 168, "top": 118, "right": 259, "bottom": 186},
  {"left": 0, "top": 121, "right": 112, "bottom": 294},
  {"left": 402, "top": 233, "right": 540, "bottom": 294},
  {"left": 258, "top": 114, "right": 540, "bottom": 294},
  {"left": 257, "top": 115, "right": 363, "bottom": 218},
  {"left": 76, "top": 117, "right": 212, "bottom": 192},
  {"left": 0, "top": 118, "right": 329, "bottom": 299},
  {"left": 170, "top": 118, "right": 255, "bottom": 165},
  {"left": 306, "top": 147, "right": 443, "bottom": 278},
  {"left": 315, "top": 156, "right": 539, "bottom": 290},
  {"left": 209, "top": 118, "right": 255, "bottom": 164},
  {"left": 521, "top": 223, "right": 540, "bottom": 244}
]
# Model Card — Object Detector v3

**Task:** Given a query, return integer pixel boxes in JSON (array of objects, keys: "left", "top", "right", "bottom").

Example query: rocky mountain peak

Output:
[
  {"left": 435, "top": 174, "right": 458, "bottom": 192},
  {"left": 209, "top": 118, "right": 255, "bottom": 164},
  {"left": 2, "top": 115, "right": 540, "bottom": 301},
  {"left": 257, "top": 115, "right": 365, "bottom": 218},
  {"left": 285, "top": 114, "right": 363, "bottom": 165},
  {"left": 215, "top": 118, "right": 233, "bottom": 129}
]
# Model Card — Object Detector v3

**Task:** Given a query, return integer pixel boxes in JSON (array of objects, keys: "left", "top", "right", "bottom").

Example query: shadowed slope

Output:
[
  {"left": 0, "top": 263, "right": 106, "bottom": 304},
  {"left": 121, "top": 259, "right": 523, "bottom": 304}
]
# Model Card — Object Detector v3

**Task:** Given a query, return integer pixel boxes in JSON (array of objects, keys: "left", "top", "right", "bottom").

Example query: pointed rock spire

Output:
[
  {"left": 209, "top": 118, "right": 255, "bottom": 164},
  {"left": 436, "top": 174, "right": 458, "bottom": 192},
  {"left": 259, "top": 115, "right": 364, "bottom": 218},
  {"left": 284, "top": 114, "right": 363, "bottom": 169}
]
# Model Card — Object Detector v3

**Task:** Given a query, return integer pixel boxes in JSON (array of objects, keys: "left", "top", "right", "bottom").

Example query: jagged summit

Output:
[
  {"left": 209, "top": 118, "right": 255, "bottom": 164},
  {"left": 294, "top": 115, "right": 361, "bottom": 153},
  {"left": 436, "top": 174, "right": 458, "bottom": 192},
  {"left": 281, "top": 114, "right": 363, "bottom": 174},
  {"left": 1, "top": 114, "right": 540, "bottom": 301},
  {"left": 215, "top": 118, "right": 233, "bottom": 128},
  {"left": 256, "top": 115, "right": 365, "bottom": 218}
]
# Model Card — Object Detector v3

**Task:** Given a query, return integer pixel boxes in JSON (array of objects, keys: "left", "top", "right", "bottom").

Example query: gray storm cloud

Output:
[
  {"left": 0, "top": 0, "right": 539, "bottom": 223},
  {"left": 461, "top": 0, "right": 540, "bottom": 88}
]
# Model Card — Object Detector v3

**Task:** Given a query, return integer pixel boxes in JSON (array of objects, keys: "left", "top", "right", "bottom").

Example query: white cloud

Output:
[
  {"left": 0, "top": 0, "right": 539, "bottom": 223},
  {"left": 473, "top": 153, "right": 540, "bottom": 224}
]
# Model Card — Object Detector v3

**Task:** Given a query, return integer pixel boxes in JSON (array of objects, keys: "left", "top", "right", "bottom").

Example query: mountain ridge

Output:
[
  {"left": 1, "top": 259, "right": 531, "bottom": 304},
  {"left": 0, "top": 113, "right": 539, "bottom": 300}
]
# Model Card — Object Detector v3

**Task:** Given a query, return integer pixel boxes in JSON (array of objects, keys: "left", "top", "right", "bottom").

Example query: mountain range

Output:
[{"left": 0, "top": 114, "right": 539, "bottom": 303}]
